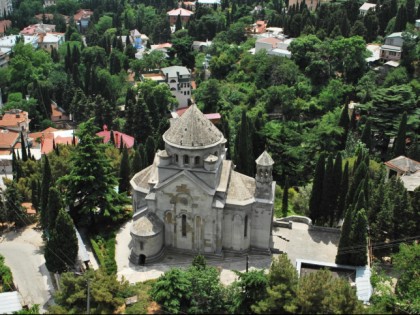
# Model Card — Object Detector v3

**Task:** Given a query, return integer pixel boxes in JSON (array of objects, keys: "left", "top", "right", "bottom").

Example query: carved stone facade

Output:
[{"left": 129, "top": 105, "right": 275, "bottom": 264}]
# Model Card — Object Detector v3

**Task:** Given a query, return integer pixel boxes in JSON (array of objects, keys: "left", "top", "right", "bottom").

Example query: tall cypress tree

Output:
[
  {"left": 406, "top": 0, "right": 416, "bottom": 23},
  {"left": 131, "top": 147, "right": 142, "bottom": 177},
  {"left": 31, "top": 179, "right": 39, "bottom": 211},
  {"left": 40, "top": 155, "right": 52, "bottom": 231},
  {"left": 360, "top": 120, "right": 372, "bottom": 152},
  {"left": 338, "top": 103, "right": 350, "bottom": 149},
  {"left": 109, "top": 130, "right": 115, "bottom": 146},
  {"left": 44, "top": 209, "right": 78, "bottom": 273},
  {"left": 175, "top": 14, "right": 182, "bottom": 32},
  {"left": 336, "top": 205, "right": 353, "bottom": 265},
  {"left": 309, "top": 153, "right": 326, "bottom": 224},
  {"left": 282, "top": 177, "right": 289, "bottom": 218},
  {"left": 330, "top": 153, "right": 343, "bottom": 225},
  {"left": 320, "top": 155, "right": 335, "bottom": 226},
  {"left": 394, "top": 5, "right": 408, "bottom": 32},
  {"left": 119, "top": 147, "right": 130, "bottom": 194},
  {"left": 20, "top": 132, "right": 27, "bottom": 162},
  {"left": 234, "top": 110, "right": 254, "bottom": 177},
  {"left": 336, "top": 161, "right": 349, "bottom": 221},
  {"left": 348, "top": 209, "right": 368, "bottom": 266},
  {"left": 46, "top": 187, "right": 62, "bottom": 233},
  {"left": 145, "top": 136, "right": 156, "bottom": 165},
  {"left": 392, "top": 112, "right": 407, "bottom": 158},
  {"left": 346, "top": 161, "right": 367, "bottom": 210},
  {"left": 138, "top": 144, "right": 147, "bottom": 169}
]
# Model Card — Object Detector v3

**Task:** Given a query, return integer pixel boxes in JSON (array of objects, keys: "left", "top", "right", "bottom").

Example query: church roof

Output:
[
  {"left": 131, "top": 165, "right": 154, "bottom": 192},
  {"left": 256, "top": 151, "right": 274, "bottom": 166},
  {"left": 163, "top": 104, "right": 224, "bottom": 149},
  {"left": 131, "top": 213, "right": 163, "bottom": 237},
  {"left": 226, "top": 171, "right": 256, "bottom": 205}
]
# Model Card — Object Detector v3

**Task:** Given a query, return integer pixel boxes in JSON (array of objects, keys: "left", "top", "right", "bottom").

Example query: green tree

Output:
[
  {"left": 392, "top": 112, "right": 407, "bottom": 158},
  {"left": 145, "top": 136, "right": 155, "bottom": 166},
  {"left": 131, "top": 147, "right": 142, "bottom": 177},
  {"left": 282, "top": 177, "right": 289, "bottom": 217},
  {"left": 360, "top": 119, "right": 372, "bottom": 151},
  {"left": 118, "top": 147, "right": 130, "bottom": 194},
  {"left": 320, "top": 155, "right": 335, "bottom": 226},
  {"left": 175, "top": 14, "right": 182, "bottom": 32},
  {"left": 20, "top": 132, "right": 27, "bottom": 162},
  {"left": 252, "top": 254, "right": 298, "bottom": 314},
  {"left": 296, "top": 269, "right": 362, "bottom": 314},
  {"left": 309, "top": 153, "right": 325, "bottom": 224},
  {"left": 4, "top": 181, "right": 28, "bottom": 228},
  {"left": 234, "top": 110, "right": 254, "bottom": 177},
  {"left": 58, "top": 119, "right": 127, "bottom": 226},
  {"left": 40, "top": 155, "right": 52, "bottom": 231},
  {"left": 348, "top": 209, "right": 368, "bottom": 266},
  {"left": 394, "top": 5, "right": 408, "bottom": 32},
  {"left": 46, "top": 187, "right": 63, "bottom": 233},
  {"left": 44, "top": 209, "right": 78, "bottom": 273}
]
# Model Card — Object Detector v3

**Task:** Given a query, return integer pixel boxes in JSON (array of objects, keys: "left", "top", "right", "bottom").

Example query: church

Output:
[{"left": 129, "top": 104, "right": 275, "bottom": 265}]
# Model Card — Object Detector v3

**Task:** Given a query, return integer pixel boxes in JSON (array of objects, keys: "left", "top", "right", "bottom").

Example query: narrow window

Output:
[
  {"left": 244, "top": 215, "right": 248, "bottom": 237},
  {"left": 184, "top": 155, "right": 189, "bottom": 165},
  {"left": 214, "top": 151, "right": 218, "bottom": 156},
  {"left": 182, "top": 215, "right": 187, "bottom": 237},
  {"left": 175, "top": 154, "right": 179, "bottom": 163},
  {"left": 195, "top": 156, "right": 200, "bottom": 165},
  {"left": 140, "top": 242, "right": 144, "bottom": 250}
]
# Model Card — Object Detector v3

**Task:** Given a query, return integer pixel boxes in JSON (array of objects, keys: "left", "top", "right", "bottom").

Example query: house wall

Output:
[
  {"left": 380, "top": 49, "right": 401, "bottom": 61},
  {"left": 166, "top": 74, "right": 191, "bottom": 108},
  {"left": 385, "top": 37, "right": 404, "bottom": 47},
  {"left": 255, "top": 41, "right": 274, "bottom": 53}
]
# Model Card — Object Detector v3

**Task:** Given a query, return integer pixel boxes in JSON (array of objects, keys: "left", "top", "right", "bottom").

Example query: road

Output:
[{"left": 0, "top": 226, "right": 54, "bottom": 312}]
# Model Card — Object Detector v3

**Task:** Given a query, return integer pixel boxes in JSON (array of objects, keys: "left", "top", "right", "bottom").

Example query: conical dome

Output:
[{"left": 163, "top": 104, "right": 224, "bottom": 149}]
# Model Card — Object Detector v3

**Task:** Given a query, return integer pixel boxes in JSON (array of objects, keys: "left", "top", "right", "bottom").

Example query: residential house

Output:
[
  {"left": 20, "top": 23, "right": 55, "bottom": 36},
  {"left": 384, "top": 155, "right": 420, "bottom": 191},
  {"left": 0, "top": 35, "right": 39, "bottom": 54},
  {"left": 197, "top": 0, "right": 221, "bottom": 6},
  {"left": 0, "top": 129, "right": 19, "bottom": 156},
  {"left": 0, "top": 20, "right": 11, "bottom": 37},
  {"left": 288, "top": 0, "right": 322, "bottom": 11},
  {"left": 50, "top": 101, "right": 71, "bottom": 127},
  {"left": 192, "top": 40, "right": 212, "bottom": 52},
  {"left": 39, "top": 33, "right": 64, "bottom": 51},
  {"left": 74, "top": 9, "right": 93, "bottom": 32},
  {"left": 97, "top": 129, "right": 135, "bottom": 149},
  {"left": 142, "top": 66, "right": 192, "bottom": 108},
  {"left": 0, "top": 0, "right": 12, "bottom": 17},
  {"left": 359, "top": 2, "right": 376, "bottom": 16},
  {"left": 29, "top": 127, "right": 77, "bottom": 155},
  {"left": 366, "top": 43, "right": 381, "bottom": 64},
  {"left": 167, "top": 8, "right": 194, "bottom": 25},
  {"left": 379, "top": 32, "right": 413, "bottom": 62},
  {"left": 247, "top": 20, "right": 267, "bottom": 35},
  {"left": 255, "top": 37, "right": 293, "bottom": 58},
  {"left": 0, "top": 109, "right": 30, "bottom": 133},
  {"left": 149, "top": 42, "right": 172, "bottom": 58},
  {"left": 34, "top": 13, "right": 70, "bottom": 24},
  {"left": 183, "top": 1, "right": 195, "bottom": 10}
]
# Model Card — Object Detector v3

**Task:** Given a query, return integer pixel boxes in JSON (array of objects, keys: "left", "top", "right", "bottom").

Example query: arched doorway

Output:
[{"left": 139, "top": 254, "right": 146, "bottom": 266}]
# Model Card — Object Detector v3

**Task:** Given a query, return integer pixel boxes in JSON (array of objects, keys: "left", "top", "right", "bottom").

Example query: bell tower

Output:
[{"left": 255, "top": 151, "right": 274, "bottom": 200}]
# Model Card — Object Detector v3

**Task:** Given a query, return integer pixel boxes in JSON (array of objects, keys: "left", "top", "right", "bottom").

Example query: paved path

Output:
[{"left": 0, "top": 226, "right": 54, "bottom": 312}]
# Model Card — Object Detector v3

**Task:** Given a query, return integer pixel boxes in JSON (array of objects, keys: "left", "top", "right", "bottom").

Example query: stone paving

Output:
[{"left": 116, "top": 220, "right": 340, "bottom": 285}]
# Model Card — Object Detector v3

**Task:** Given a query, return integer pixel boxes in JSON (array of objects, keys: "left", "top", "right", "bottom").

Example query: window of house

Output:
[
  {"left": 244, "top": 215, "right": 248, "bottom": 237},
  {"left": 195, "top": 156, "right": 200, "bottom": 165},
  {"left": 214, "top": 151, "right": 218, "bottom": 156},
  {"left": 175, "top": 154, "right": 179, "bottom": 163},
  {"left": 140, "top": 242, "right": 144, "bottom": 250},
  {"left": 389, "top": 51, "right": 396, "bottom": 56},
  {"left": 182, "top": 214, "right": 187, "bottom": 237},
  {"left": 184, "top": 155, "right": 189, "bottom": 165}
]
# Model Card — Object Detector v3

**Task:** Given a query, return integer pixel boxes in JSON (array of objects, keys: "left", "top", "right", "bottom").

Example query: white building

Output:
[
  {"left": 129, "top": 104, "right": 275, "bottom": 264},
  {"left": 359, "top": 2, "right": 376, "bottom": 16},
  {"left": 0, "top": 35, "right": 39, "bottom": 54},
  {"left": 255, "top": 37, "right": 293, "bottom": 58}
]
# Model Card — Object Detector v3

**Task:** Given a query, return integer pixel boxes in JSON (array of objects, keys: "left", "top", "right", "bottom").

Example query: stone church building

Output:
[{"left": 129, "top": 104, "right": 275, "bottom": 265}]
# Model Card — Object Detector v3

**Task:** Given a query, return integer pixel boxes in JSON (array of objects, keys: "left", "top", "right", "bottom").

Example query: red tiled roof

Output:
[
  {"left": 167, "top": 8, "right": 194, "bottom": 16},
  {"left": 40, "top": 136, "right": 75, "bottom": 154},
  {"left": 29, "top": 127, "right": 57, "bottom": 144},
  {"left": 22, "top": 202, "right": 36, "bottom": 215},
  {"left": 97, "top": 130, "right": 135, "bottom": 149},
  {"left": 0, "top": 111, "right": 30, "bottom": 128},
  {"left": 74, "top": 9, "right": 93, "bottom": 21},
  {"left": 176, "top": 107, "right": 221, "bottom": 122},
  {"left": 0, "top": 130, "right": 19, "bottom": 149}
]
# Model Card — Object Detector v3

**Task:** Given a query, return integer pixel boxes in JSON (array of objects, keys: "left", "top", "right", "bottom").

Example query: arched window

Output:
[
  {"left": 182, "top": 215, "right": 187, "bottom": 237},
  {"left": 244, "top": 215, "right": 248, "bottom": 237},
  {"left": 170, "top": 79, "right": 176, "bottom": 83},
  {"left": 175, "top": 154, "right": 179, "bottom": 163},
  {"left": 194, "top": 156, "right": 200, "bottom": 165},
  {"left": 184, "top": 155, "right": 189, "bottom": 165},
  {"left": 214, "top": 151, "right": 218, "bottom": 157}
]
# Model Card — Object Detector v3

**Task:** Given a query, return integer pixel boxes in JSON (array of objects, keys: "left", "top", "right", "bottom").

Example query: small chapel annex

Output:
[{"left": 129, "top": 104, "right": 275, "bottom": 265}]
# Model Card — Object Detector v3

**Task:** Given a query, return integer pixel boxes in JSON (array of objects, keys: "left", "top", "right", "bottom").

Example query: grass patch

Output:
[
  {"left": 274, "top": 185, "right": 297, "bottom": 218},
  {"left": 124, "top": 280, "right": 156, "bottom": 314}
]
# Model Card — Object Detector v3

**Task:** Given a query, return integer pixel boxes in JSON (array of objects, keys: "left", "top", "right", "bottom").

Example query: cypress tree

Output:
[
  {"left": 175, "top": 14, "right": 182, "bottom": 32},
  {"left": 119, "top": 146, "right": 130, "bottom": 194},
  {"left": 394, "top": 5, "right": 408, "bottom": 32},
  {"left": 392, "top": 112, "right": 407, "bottom": 158},
  {"left": 346, "top": 161, "right": 367, "bottom": 210},
  {"left": 20, "top": 132, "right": 27, "bottom": 162},
  {"left": 138, "top": 144, "right": 147, "bottom": 169},
  {"left": 234, "top": 110, "right": 254, "bottom": 177},
  {"left": 336, "top": 161, "right": 349, "bottom": 221},
  {"left": 330, "top": 153, "right": 342, "bottom": 225},
  {"left": 348, "top": 209, "right": 368, "bottom": 266},
  {"left": 406, "top": 0, "right": 416, "bottom": 23},
  {"left": 282, "top": 177, "right": 289, "bottom": 218},
  {"left": 417, "top": 3, "right": 420, "bottom": 19},
  {"left": 145, "top": 136, "right": 156, "bottom": 165},
  {"left": 360, "top": 120, "right": 372, "bottom": 152},
  {"left": 309, "top": 153, "right": 326, "bottom": 224},
  {"left": 320, "top": 155, "right": 335, "bottom": 226},
  {"left": 46, "top": 187, "right": 62, "bottom": 233},
  {"left": 119, "top": 135, "right": 124, "bottom": 153},
  {"left": 31, "top": 179, "right": 39, "bottom": 211},
  {"left": 72, "top": 133, "right": 76, "bottom": 146},
  {"left": 336, "top": 206, "right": 353, "bottom": 264},
  {"left": 44, "top": 209, "right": 78, "bottom": 273},
  {"left": 109, "top": 130, "right": 115, "bottom": 146},
  {"left": 40, "top": 155, "right": 52, "bottom": 231},
  {"left": 131, "top": 147, "right": 142, "bottom": 177},
  {"left": 11, "top": 151, "right": 16, "bottom": 176},
  {"left": 4, "top": 181, "right": 28, "bottom": 228}
]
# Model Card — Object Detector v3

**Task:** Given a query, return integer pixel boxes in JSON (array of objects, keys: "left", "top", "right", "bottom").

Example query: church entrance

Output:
[{"left": 138, "top": 254, "right": 146, "bottom": 266}]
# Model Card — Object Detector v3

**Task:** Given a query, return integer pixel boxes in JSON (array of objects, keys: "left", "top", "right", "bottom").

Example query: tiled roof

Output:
[
  {"left": 0, "top": 130, "right": 19, "bottom": 149},
  {"left": 41, "top": 136, "right": 74, "bottom": 154},
  {"left": 74, "top": 9, "right": 93, "bottom": 21},
  {"left": 384, "top": 155, "right": 420, "bottom": 174},
  {"left": 96, "top": 130, "right": 135, "bottom": 149},
  {"left": 131, "top": 165, "right": 154, "bottom": 191},
  {"left": 131, "top": 212, "right": 163, "bottom": 237},
  {"left": 226, "top": 171, "right": 256, "bottom": 204},
  {"left": 163, "top": 104, "right": 224, "bottom": 149},
  {"left": 0, "top": 111, "right": 30, "bottom": 128},
  {"left": 161, "top": 66, "right": 190, "bottom": 77},
  {"left": 22, "top": 202, "right": 36, "bottom": 215},
  {"left": 257, "top": 37, "right": 282, "bottom": 45},
  {"left": 167, "top": 8, "right": 194, "bottom": 16}
]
